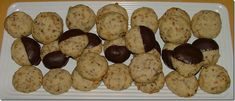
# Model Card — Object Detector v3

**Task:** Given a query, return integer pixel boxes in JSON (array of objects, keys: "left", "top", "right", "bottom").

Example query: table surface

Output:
[{"left": 0, "top": 0, "right": 233, "bottom": 48}]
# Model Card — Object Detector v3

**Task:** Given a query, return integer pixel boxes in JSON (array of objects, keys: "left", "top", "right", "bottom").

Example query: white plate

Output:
[{"left": 0, "top": 1, "right": 233, "bottom": 99}]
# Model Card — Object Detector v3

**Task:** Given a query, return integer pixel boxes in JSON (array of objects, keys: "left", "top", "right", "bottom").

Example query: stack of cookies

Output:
[{"left": 4, "top": 3, "right": 231, "bottom": 97}]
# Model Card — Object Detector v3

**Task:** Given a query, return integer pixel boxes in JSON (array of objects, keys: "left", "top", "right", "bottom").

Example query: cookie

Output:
[
  {"left": 97, "top": 3, "right": 128, "bottom": 20},
  {"left": 199, "top": 65, "right": 230, "bottom": 94},
  {"left": 76, "top": 52, "right": 108, "bottom": 81},
  {"left": 66, "top": 4, "right": 96, "bottom": 32},
  {"left": 161, "top": 43, "right": 180, "bottom": 70},
  {"left": 72, "top": 69, "right": 100, "bottom": 91},
  {"left": 83, "top": 33, "right": 102, "bottom": 54},
  {"left": 4, "top": 11, "right": 33, "bottom": 38},
  {"left": 104, "top": 37, "right": 131, "bottom": 63},
  {"left": 192, "top": 38, "right": 220, "bottom": 66},
  {"left": 135, "top": 72, "right": 165, "bottom": 94},
  {"left": 32, "top": 12, "right": 63, "bottom": 44},
  {"left": 171, "top": 44, "right": 204, "bottom": 77},
  {"left": 103, "top": 64, "right": 132, "bottom": 91},
  {"left": 191, "top": 10, "right": 221, "bottom": 38},
  {"left": 159, "top": 15, "right": 191, "bottom": 44},
  {"left": 125, "top": 26, "right": 156, "bottom": 54},
  {"left": 162, "top": 7, "right": 190, "bottom": 23},
  {"left": 59, "top": 29, "right": 89, "bottom": 58},
  {"left": 166, "top": 71, "right": 198, "bottom": 97},
  {"left": 40, "top": 41, "right": 59, "bottom": 59},
  {"left": 12, "top": 66, "right": 43, "bottom": 93},
  {"left": 43, "top": 69, "right": 72, "bottom": 95},
  {"left": 129, "top": 53, "right": 162, "bottom": 83},
  {"left": 96, "top": 12, "right": 128, "bottom": 40},
  {"left": 131, "top": 7, "right": 159, "bottom": 33},
  {"left": 11, "top": 36, "right": 41, "bottom": 66}
]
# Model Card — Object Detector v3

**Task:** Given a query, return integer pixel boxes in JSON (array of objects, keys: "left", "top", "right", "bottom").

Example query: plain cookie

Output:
[
  {"left": 4, "top": 11, "right": 33, "bottom": 38},
  {"left": 97, "top": 3, "right": 128, "bottom": 20},
  {"left": 32, "top": 12, "right": 63, "bottom": 44},
  {"left": 76, "top": 52, "right": 108, "bottom": 81},
  {"left": 66, "top": 4, "right": 96, "bottom": 32},
  {"left": 129, "top": 53, "right": 162, "bottom": 83},
  {"left": 135, "top": 72, "right": 165, "bottom": 94},
  {"left": 72, "top": 69, "right": 100, "bottom": 91},
  {"left": 43, "top": 69, "right": 72, "bottom": 95},
  {"left": 162, "top": 7, "right": 190, "bottom": 23},
  {"left": 96, "top": 12, "right": 128, "bottom": 40},
  {"left": 191, "top": 10, "right": 221, "bottom": 38},
  {"left": 12, "top": 66, "right": 43, "bottom": 93},
  {"left": 159, "top": 15, "right": 191, "bottom": 44},
  {"left": 199, "top": 65, "right": 230, "bottom": 94},
  {"left": 166, "top": 71, "right": 198, "bottom": 97},
  {"left": 103, "top": 64, "right": 132, "bottom": 91}
]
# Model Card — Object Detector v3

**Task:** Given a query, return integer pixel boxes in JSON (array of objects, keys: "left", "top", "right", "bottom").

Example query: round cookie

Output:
[
  {"left": 12, "top": 66, "right": 43, "bottom": 93},
  {"left": 125, "top": 26, "right": 156, "bottom": 54},
  {"left": 97, "top": 3, "right": 128, "bottom": 20},
  {"left": 131, "top": 7, "right": 159, "bottom": 33},
  {"left": 162, "top": 7, "right": 190, "bottom": 23},
  {"left": 96, "top": 12, "right": 128, "bottom": 40},
  {"left": 83, "top": 33, "right": 102, "bottom": 54},
  {"left": 76, "top": 52, "right": 108, "bottom": 81},
  {"left": 104, "top": 37, "right": 131, "bottom": 63},
  {"left": 192, "top": 38, "right": 220, "bottom": 66},
  {"left": 43, "top": 69, "right": 72, "bottom": 95},
  {"left": 103, "top": 64, "right": 132, "bottom": 91},
  {"left": 161, "top": 43, "right": 180, "bottom": 70},
  {"left": 59, "top": 29, "right": 89, "bottom": 58},
  {"left": 135, "top": 72, "right": 165, "bottom": 94},
  {"left": 66, "top": 4, "right": 96, "bottom": 32},
  {"left": 129, "top": 53, "right": 162, "bottom": 83},
  {"left": 171, "top": 44, "right": 204, "bottom": 77},
  {"left": 166, "top": 71, "right": 198, "bottom": 97},
  {"left": 11, "top": 36, "right": 41, "bottom": 66},
  {"left": 4, "top": 11, "right": 33, "bottom": 38},
  {"left": 191, "top": 10, "right": 221, "bottom": 38},
  {"left": 159, "top": 15, "right": 191, "bottom": 44},
  {"left": 199, "top": 65, "right": 230, "bottom": 94},
  {"left": 72, "top": 69, "right": 100, "bottom": 91},
  {"left": 40, "top": 41, "right": 59, "bottom": 59},
  {"left": 32, "top": 12, "right": 63, "bottom": 44}
]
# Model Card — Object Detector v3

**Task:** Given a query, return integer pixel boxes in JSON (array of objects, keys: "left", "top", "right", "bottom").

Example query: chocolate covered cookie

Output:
[
  {"left": 192, "top": 38, "right": 220, "bottom": 66},
  {"left": 11, "top": 36, "right": 41, "bottom": 66},
  {"left": 83, "top": 33, "right": 102, "bottom": 54},
  {"left": 171, "top": 44, "right": 203, "bottom": 77},
  {"left": 59, "top": 29, "right": 88, "bottom": 58},
  {"left": 125, "top": 26, "right": 156, "bottom": 54}
]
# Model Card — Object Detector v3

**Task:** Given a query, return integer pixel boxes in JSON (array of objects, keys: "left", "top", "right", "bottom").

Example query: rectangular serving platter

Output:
[{"left": 0, "top": 1, "right": 233, "bottom": 99}]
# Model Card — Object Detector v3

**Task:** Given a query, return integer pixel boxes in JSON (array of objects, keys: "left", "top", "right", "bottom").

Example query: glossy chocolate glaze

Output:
[
  {"left": 58, "top": 29, "right": 86, "bottom": 43},
  {"left": 139, "top": 26, "right": 156, "bottom": 52},
  {"left": 192, "top": 38, "right": 219, "bottom": 51},
  {"left": 104, "top": 45, "right": 131, "bottom": 63},
  {"left": 172, "top": 43, "right": 203, "bottom": 64},
  {"left": 86, "top": 33, "right": 102, "bottom": 48}
]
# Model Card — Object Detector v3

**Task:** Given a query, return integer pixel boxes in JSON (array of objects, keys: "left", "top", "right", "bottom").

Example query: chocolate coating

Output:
[
  {"left": 139, "top": 26, "right": 156, "bottom": 52},
  {"left": 192, "top": 38, "right": 219, "bottom": 51},
  {"left": 86, "top": 33, "right": 102, "bottom": 48},
  {"left": 42, "top": 51, "right": 69, "bottom": 69},
  {"left": 172, "top": 43, "right": 203, "bottom": 64},
  {"left": 153, "top": 41, "right": 161, "bottom": 55},
  {"left": 162, "top": 49, "right": 175, "bottom": 70},
  {"left": 104, "top": 45, "right": 131, "bottom": 63},
  {"left": 58, "top": 29, "right": 86, "bottom": 43},
  {"left": 21, "top": 36, "right": 41, "bottom": 65}
]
